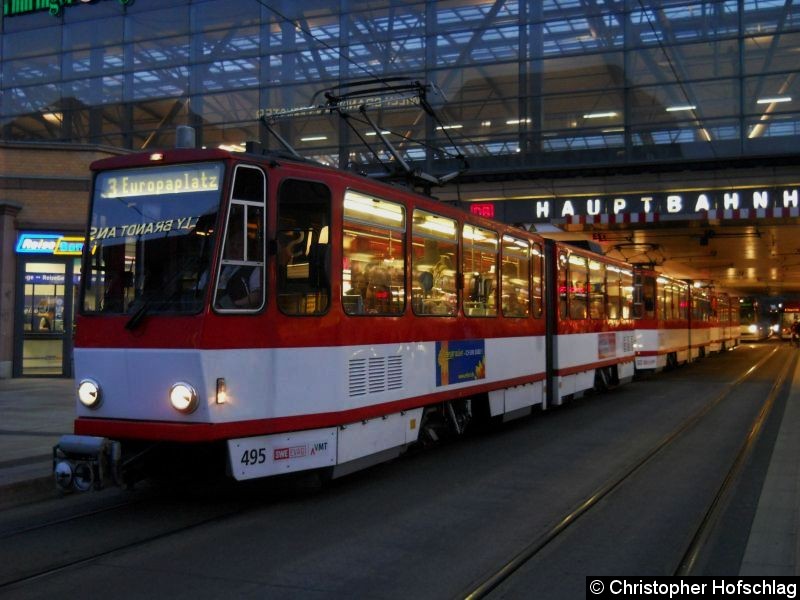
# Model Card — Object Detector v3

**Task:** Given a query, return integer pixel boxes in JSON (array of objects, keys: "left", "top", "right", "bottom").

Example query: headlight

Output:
[
  {"left": 77, "top": 379, "right": 102, "bottom": 409},
  {"left": 748, "top": 324, "right": 757, "bottom": 334},
  {"left": 169, "top": 382, "right": 198, "bottom": 414}
]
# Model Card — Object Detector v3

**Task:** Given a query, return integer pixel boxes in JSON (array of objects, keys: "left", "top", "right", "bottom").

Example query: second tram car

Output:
[
  {"left": 631, "top": 267, "right": 738, "bottom": 374},
  {"left": 54, "top": 147, "right": 642, "bottom": 491}
]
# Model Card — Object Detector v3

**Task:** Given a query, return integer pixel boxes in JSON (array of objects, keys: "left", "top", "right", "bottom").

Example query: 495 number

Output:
[{"left": 240, "top": 448, "right": 267, "bottom": 466}]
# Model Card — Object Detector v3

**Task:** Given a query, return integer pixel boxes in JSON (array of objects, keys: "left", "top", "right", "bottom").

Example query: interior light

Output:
[
  {"left": 300, "top": 136, "right": 328, "bottom": 142},
  {"left": 666, "top": 105, "right": 697, "bottom": 112},
  {"left": 437, "top": 124, "right": 463, "bottom": 130}
]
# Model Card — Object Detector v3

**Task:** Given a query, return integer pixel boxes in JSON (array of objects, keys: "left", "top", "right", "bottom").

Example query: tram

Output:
[
  {"left": 739, "top": 296, "right": 771, "bottom": 342},
  {"left": 53, "top": 146, "right": 640, "bottom": 491},
  {"left": 631, "top": 267, "right": 738, "bottom": 373},
  {"left": 778, "top": 300, "right": 800, "bottom": 341}
]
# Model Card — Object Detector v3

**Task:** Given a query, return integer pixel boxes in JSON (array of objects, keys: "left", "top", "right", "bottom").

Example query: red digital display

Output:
[{"left": 470, "top": 203, "right": 495, "bottom": 218}]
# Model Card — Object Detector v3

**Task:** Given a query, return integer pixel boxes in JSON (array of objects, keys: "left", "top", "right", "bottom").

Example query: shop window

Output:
[
  {"left": 342, "top": 190, "right": 405, "bottom": 316},
  {"left": 411, "top": 210, "right": 457, "bottom": 316}
]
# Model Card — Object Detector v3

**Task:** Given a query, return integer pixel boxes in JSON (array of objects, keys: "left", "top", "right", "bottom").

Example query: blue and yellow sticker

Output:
[{"left": 436, "top": 339, "right": 486, "bottom": 386}]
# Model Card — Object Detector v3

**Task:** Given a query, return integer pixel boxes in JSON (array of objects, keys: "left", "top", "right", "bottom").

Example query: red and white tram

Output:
[
  {"left": 54, "top": 147, "right": 639, "bottom": 491},
  {"left": 632, "top": 267, "right": 738, "bottom": 374}
]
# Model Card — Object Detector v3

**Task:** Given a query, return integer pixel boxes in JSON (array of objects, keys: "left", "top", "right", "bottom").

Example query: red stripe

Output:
[
  {"left": 554, "top": 357, "right": 633, "bottom": 377},
  {"left": 74, "top": 373, "right": 546, "bottom": 442}
]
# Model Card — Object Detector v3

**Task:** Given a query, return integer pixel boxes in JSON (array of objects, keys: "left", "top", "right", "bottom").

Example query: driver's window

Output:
[{"left": 214, "top": 165, "right": 265, "bottom": 312}]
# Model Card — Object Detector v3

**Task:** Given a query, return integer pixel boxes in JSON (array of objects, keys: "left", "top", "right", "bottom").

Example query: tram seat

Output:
[{"left": 343, "top": 294, "right": 364, "bottom": 314}]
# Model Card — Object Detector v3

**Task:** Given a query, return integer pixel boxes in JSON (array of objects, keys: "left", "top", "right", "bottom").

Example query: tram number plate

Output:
[{"left": 227, "top": 428, "right": 337, "bottom": 481}]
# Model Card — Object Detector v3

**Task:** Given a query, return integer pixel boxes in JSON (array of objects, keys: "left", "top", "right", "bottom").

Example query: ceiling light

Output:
[
  {"left": 506, "top": 118, "right": 531, "bottom": 125},
  {"left": 300, "top": 136, "right": 328, "bottom": 142},
  {"left": 756, "top": 96, "right": 792, "bottom": 104},
  {"left": 666, "top": 105, "right": 696, "bottom": 112},
  {"left": 583, "top": 111, "right": 618, "bottom": 119}
]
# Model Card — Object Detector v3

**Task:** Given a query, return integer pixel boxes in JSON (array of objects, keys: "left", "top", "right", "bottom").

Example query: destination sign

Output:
[
  {"left": 481, "top": 185, "right": 800, "bottom": 225},
  {"left": 97, "top": 164, "right": 222, "bottom": 199}
]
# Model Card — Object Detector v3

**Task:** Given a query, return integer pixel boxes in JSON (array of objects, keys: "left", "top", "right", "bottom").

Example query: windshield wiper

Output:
[
  {"left": 124, "top": 255, "right": 203, "bottom": 331},
  {"left": 124, "top": 299, "right": 151, "bottom": 331}
]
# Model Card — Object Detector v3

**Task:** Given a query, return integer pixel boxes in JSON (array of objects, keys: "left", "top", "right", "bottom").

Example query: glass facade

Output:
[{"left": 2, "top": 0, "right": 800, "bottom": 176}]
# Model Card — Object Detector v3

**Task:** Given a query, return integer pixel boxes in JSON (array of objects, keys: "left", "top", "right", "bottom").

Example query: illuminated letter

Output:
[
  {"left": 694, "top": 194, "right": 711, "bottom": 212},
  {"left": 752, "top": 191, "right": 769, "bottom": 209},
  {"left": 536, "top": 201, "right": 550, "bottom": 219},
  {"left": 561, "top": 200, "right": 576, "bottom": 217},
  {"left": 639, "top": 197, "right": 654, "bottom": 213},
  {"left": 723, "top": 192, "right": 740, "bottom": 209},
  {"left": 587, "top": 199, "right": 601, "bottom": 216},
  {"left": 667, "top": 195, "right": 683, "bottom": 213},
  {"left": 612, "top": 198, "right": 627, "bottom": 214},
  {"left": 783, "top": 189, "right": 799, "bottom": 208}
]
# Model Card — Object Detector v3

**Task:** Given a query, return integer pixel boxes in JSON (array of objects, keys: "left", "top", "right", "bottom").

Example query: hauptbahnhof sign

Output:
[
  {"left": 3, "top": 0, "right": 129, "bottom": 18},
  {"left": 481, "top": 185, "right": 800, "bottom": 225}
]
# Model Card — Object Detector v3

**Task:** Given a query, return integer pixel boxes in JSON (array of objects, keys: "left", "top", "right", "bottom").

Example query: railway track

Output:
[
  {"left": 0, "top": 346, "right": 790, "bottom": 598},
  {"left": 461, "top": 345, "right": 794, "bottom": 598}
]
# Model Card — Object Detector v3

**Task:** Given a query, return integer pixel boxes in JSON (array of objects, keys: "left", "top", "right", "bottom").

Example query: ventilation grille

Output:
[{"left": 349, "top": 355, "right": 404, "bottom": 397}]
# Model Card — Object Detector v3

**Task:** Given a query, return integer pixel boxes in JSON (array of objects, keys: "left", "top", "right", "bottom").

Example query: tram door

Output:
[{"left": 14, "top": 258, "right": 79, "bottom": 377}]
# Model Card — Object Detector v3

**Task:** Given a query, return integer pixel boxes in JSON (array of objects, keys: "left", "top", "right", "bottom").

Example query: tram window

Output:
[
  {"left": 558, "top": 252, "right": 569, "bottom": 319},
  {"left": 214, "top": 165, "right": 265, "bottom": 312},
  {"left": 664, "top": 282, "right": 678, "bottom": 320},
  {"left": 620, "top": 269, "right": 633, "bottom": 319},
  {"left": 678, "top": 286, "right": 688, "bottom": 319},
  {"left": 588, "top": 259, "right": 605, "bottom": 319},
  {"left": 606, "top": 267, "right": 622, "bottom": 319},
  {"left": 635, "top": 274, "right": 656, "bottom": 319},
  {"left": 568, "top": 254, "right": 588, "bottom": 320},
  {"left": 343, "top": 191, "right": 405, "bottom": 316},
  {"left": 276, "top": 179, "right": 331, "bottom": 316},
  {"left": 501, "top": 235, "right": 530, "bottom": 318},
  {"left": 411, "top": 210, "right": 457, "bottom": 316},
  {"left": 463, "top": 224, "right": 498, "bottom": 317},
  {"left": 531, "top": 243, "right": 543, "bottom": 318}
]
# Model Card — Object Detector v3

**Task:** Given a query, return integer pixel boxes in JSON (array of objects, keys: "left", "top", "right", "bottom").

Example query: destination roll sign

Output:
[{"left": 482, "top": 185, "right": 800, "bottom": 225}]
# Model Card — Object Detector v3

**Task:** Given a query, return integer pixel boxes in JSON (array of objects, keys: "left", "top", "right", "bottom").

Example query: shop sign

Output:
[
  {"left": 16, "top": 233, "right": 84, "bottom": 256},
  {"left": 479, "top": 185, "right": 800, "bottom": 225},
  {"left": 3, "top": 0, "right": 130, "bottom": 18},
  {"left": 25, "top": 273, "right": 65, "bottom": 284}
]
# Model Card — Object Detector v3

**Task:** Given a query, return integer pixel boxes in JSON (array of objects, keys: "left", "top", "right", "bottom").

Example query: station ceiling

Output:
[
  {"left": 445, "top": 161, "right": 800, "bottom": 301},
  {"left": 567, "top": 220, "right": 800, "bottom": 300}
]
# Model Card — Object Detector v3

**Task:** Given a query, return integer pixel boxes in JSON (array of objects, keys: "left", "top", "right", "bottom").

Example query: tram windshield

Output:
[{"left": 82, "top": 162, "right": 223, "bottom": 317}]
